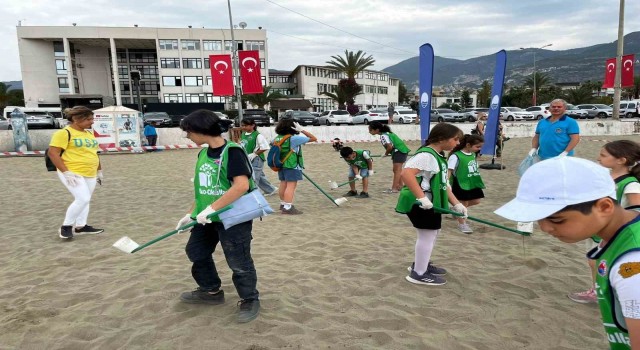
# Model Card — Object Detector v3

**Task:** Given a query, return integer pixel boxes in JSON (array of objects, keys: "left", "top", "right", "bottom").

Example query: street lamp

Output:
[
  {"left": 226, "top": 0, "right": 244, "bottom": 123},
  {"left": 520, "top": 43, "right": 552, "bottom": 105}
]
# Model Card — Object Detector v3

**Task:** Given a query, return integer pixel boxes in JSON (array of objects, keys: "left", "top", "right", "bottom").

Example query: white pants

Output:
[{"left": 57, "top": 171, "right": 97, "bottom": 227}]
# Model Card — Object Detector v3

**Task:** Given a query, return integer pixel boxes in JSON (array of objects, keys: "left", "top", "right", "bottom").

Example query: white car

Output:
[
  {"left": 317, "top": 110, "right": 352, "bottom": 126},
  {"left": 352, "top": 110, "right": 387, "bottom": 125},
  {"left": 393, "top": 110, "right": 418, "bottom": 124},
  {"left": 500, "top": 107, "right": 534, "bottom": 121},
  {"left": 525, "top": 106, "right": 551, "bottom": 120}
]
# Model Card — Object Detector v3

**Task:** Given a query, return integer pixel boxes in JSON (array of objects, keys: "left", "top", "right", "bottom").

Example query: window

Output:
[
  {"left": 118, "top": 65, "right": 128, "bottom": 79},
  {"left": 53, "top": 41, "right": 65, "bottom": 57},
  {"left": 163, "top": 93, "right": 184, "bottom": 103},
  {"left": 224, "top": 40, "right": 243, "bottom": 51},
  {"left": 58, "top": 77, "right": 69, "bottom": 93},
  {"left": 129, "top": 49, "right": 157, "bottom": 63},
  {"left": 203, "top": 40, "right": 222, "bottom": 51},
  {"left": 206, "top": 76, "right": 212, "bottom": 86},
  {"left": 139, "top": 81, "right": 160, "bottom": 95},
  {"left": 74, "top": 78, "right": 79, "bottom": 93},
  {"left": 116, "top": 49, "right": 127, "bottom": 63},
  {"left": 131, "top": 65, "right": 158, "bottom": 79},
  {"left": 55, "top": 59, "right": 67, "bottom": 75},
  {"left": 245, "top": 40, "right": 265, "bottom": 51},
  {"left": 162, "top": 76, "right": 182, "bottom": 86},
  {"left": 184, "top": 76, "right": 204, "bottom": 86},
  {"left": 204, "top": 58, "right": 209, "bottom": 69},
  {"left": 160, "top": 58, "right": 180, "bottom": 68},
  {"left": 269, "top": 76, "right": 277, "bottom": 83},
  {"left": 181, "top": 40, "right": 200, "bottom": 51},
  {"left": 119, "top": 82, "right": 131, "bottom": 93},
  {"left": 185, "top": 93, "right": 206, "bottom": 103},
  {"left": 260, "top": 59, "right": 265, "bottom": 69},
  {"left": 182, "top": 58, "right": 202, "bottom": 69},
  {"left": 261, "top": 76, "right": 266, "bottom": 86},
  {"left": 159, "top": 39, "right": 178, "bottom": 50}
]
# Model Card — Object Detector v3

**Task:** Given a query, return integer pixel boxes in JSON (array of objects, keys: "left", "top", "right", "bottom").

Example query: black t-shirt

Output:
[{"left": 205, "top": 142, "right": 252, "bottom": 181}]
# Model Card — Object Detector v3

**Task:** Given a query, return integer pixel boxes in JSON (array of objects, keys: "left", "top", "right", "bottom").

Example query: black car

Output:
[
  {"left": 235, "top": 109, "right": 270, "bottom": 126},
  {"left": 143, "top": 112, "right": 172, "bottom": 127},
  {"left": 282, "top": 110, "right": 317, "bottom": 126}
]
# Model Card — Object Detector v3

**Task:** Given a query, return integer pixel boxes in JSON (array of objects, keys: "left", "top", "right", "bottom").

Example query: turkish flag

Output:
[
  {"left": 209, "top": 54, "right": 234, "bottom": 96},
  {"left": 622, "top": 54, "right": 635, "bottom": 88},
  {"left": 602, "top": 57, "right": 616, "bottom": 88},
  {"left": 238, "top": 50, "right": 263, "bottom": 94}
]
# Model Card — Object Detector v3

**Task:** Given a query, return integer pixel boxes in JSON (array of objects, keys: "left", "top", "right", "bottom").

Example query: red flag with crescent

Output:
[
  {"left": 622, "top": 54, "right": 635, "bottom": 88},
  {"left": 238, "top": 50, "right": 263, "bottom": 94},
  {"left": 602, "top": 57, "right": 616, "bottom": 89},
  {"left": 209, "top": 54, "right": 234, "bottom": 96}
]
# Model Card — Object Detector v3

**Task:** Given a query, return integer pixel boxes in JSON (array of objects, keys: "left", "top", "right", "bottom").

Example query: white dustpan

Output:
[
  {"left": 112, "top": 236, "right": 140, "bottom": 254},
  {"left": 333, "top": 197, "right": 348, "bottom": 206}
]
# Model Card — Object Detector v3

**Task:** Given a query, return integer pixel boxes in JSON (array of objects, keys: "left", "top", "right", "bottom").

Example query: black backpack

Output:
[{"left": 44, "top": 129, "right": 71, "bottom": 171}]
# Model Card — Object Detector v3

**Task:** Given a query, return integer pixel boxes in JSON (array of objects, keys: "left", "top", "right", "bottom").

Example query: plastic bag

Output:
[{"left": 518, "top": 155, "right": 539, "bottom": 177}]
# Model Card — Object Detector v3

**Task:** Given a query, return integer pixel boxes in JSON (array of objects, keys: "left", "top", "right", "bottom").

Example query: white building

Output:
[{"left": 16, "top": 25, "right": 267, "bottom": 108}]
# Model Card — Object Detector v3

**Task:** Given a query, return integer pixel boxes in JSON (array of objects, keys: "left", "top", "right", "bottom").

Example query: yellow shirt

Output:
[{"left": 49, "top": 127, "right": 100, "bottom": 177}]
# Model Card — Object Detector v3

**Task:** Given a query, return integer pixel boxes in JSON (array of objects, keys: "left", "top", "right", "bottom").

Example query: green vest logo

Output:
[{"left": 607, "top": 332, "right": 630, "bottom": 346}]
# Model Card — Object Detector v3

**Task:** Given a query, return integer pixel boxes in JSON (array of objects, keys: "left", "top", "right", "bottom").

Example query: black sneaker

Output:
[
  {"left": 237, "top": 299, "right": 260, "bottom": 323},
  {"left": 75, "top": 225, "right": 104, "bottom": 235},
  {"left": 343, "top": 190, "right": 358, "bottom": 197},
  {"left": 405, "top": 270, "right": 446, "bottom": 286},
  {"left": 357, "top": 192, "right": 369, "bottom": 198},
  {"left": 180, "top": 288, "right": 225, "bottom": 305},
  {"left": 282, "top": 206, "right": 303, "bottom": 215},
  {"left": 59, "top": 225, "right": 73, "bottom": 239},
  {"left": 407, "top": 262, "right": 447, "bottom": 276}
]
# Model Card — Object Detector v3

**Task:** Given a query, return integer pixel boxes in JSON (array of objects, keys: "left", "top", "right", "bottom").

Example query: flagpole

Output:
[
  {"left": 227, "top": 0, "right": 244, "bottom": 123},
  {"left": 612, "top": 0, "right": 624, "bottom": 120}
]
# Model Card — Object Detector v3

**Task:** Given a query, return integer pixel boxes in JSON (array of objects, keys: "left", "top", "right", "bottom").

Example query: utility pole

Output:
[
  {"left": 227, "top": 0, "right": 243, "bottom": 123},
  {"left": 612, "top": 0, "right": 625, "bottom": 120}
]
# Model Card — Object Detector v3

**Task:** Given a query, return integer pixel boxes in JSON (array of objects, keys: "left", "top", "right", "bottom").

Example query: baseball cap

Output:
[{"left": 494, "top": 157, "right": 616, "bottom": 222}]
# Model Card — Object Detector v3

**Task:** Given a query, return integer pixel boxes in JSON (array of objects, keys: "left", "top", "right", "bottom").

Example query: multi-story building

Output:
[{"left": 16, "top": 25, "right": 268, "bottom": 109}]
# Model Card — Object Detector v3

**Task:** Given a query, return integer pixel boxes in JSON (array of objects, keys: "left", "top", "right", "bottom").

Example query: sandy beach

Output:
[{"left": 0, "top": 132, "right": 634, "bottom": 350}]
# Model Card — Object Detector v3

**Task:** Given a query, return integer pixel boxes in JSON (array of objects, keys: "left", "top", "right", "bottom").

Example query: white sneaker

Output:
[{"left": 458, "top": 223, "right": 473, "bottom": 234}]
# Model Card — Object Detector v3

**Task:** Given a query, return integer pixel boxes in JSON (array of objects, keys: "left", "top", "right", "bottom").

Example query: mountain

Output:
[
  {"left": 382, "top": 31, "right": 640, "bottom": 90},
  {"left": 2, "top": 81, "right": 23, "bottom": 91}
]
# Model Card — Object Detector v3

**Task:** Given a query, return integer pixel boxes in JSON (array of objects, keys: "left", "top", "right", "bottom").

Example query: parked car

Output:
[
  {"left": 393, "top": 110, "right": 418, "bottom": 124},
  {"left": 369, "top": 108, "right": 390, "bottom": 120},
  {"left": 500, "top": 107, "right": 534, "bottom": 121},
  {"left": 565, "top": 104, "right": 590, "bottom": 119},
  {"left": 575, "top": 104, "right": 613, "bottom": 118},
  {"left": 461, "top": 107, "right": 489, "bottom": 122},
  {"left": 525, "top": 106, "right": 551, "bottom": 120},
  {"left": 430, "top": 109, "right": 466, "bottom": 123},
  {"left": 213, "top": 111, "right": 229, "bottom": 120},
  {"left": 0, "top": 116, "right": 10, "bottom": 130},
  {"left": 236, "top": 109, "right": 270, "bottom": 126},
  {"left": 619, "top": 101, "right": 640, "bottom": 118},
  {"left": 317, "top": 110, "right": 352, "bottom": 126},
  {"left": 22, "top": 112, "right": 57, "bottom": 129},
  {"left": 282, "top": 110, "right": 317, "bottom": 126},
  {"left": 352, "top": 110, "right": 387, "bottom": 125},
  {"left": 143, "top": 112, "right": 173, "bottom": 127}
]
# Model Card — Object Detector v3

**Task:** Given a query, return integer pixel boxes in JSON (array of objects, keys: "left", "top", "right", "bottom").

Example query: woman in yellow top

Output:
[{"left": 48, "top": 106, "right": 104, "bottom": 239}]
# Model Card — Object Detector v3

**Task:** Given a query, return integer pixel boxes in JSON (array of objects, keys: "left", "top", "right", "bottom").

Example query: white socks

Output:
[
  {"left": 413, "top": 229, "right": 439, "bottom": 275},
  {"left": 283, "top": 202, "right": 292, "bottom": 210}
]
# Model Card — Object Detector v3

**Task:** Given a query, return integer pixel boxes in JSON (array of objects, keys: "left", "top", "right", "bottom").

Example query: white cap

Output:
[{"left": 494, "top": 157, "right": 616, "bottom": 222}]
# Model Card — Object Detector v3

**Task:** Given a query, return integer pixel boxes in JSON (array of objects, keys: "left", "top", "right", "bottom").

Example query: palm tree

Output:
[
  {"left": 523, "top": 72, "right": 552, "bottom": 104},
  {"left": 0, "top": 83, "right": 9, "bottom": 110},
  {"left": 325, "top": 50, "right": 375, "bottom": 79},
  {"left": 565, "top": 86, "right": 594, "bottom": 105},
  {"left": 242, "top": 86, "right": 284, "bottom": 109},
  {"left": 321, "top": 85, "right": 348, "bottom": 110}
]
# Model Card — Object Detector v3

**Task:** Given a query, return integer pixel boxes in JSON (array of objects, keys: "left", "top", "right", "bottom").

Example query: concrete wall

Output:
[
  {"left": 18, "top": 39, "right": 61, "bottom": 107},
  {"left": 2, "top": 120, "right": 639, "bottom": 152}
]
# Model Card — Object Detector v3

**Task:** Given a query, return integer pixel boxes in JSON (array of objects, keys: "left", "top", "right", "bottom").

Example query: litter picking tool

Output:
[
  {"left": 113, "top": 205, "right": 233, "bottom": 254},
  {"left": 302, "top": 172, "right": 348, "bottom": 206},
  {"left": 329, "top": 178, "right": 359, "bottom": 189},
  {"left": 431, "top": 206, "right": 530, "bottom": 236}
]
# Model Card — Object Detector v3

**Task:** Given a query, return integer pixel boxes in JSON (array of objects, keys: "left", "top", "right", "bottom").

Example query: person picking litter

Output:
[
  {"left": 339, "top": 146, "right": 373, "bottom": 198},
  {"left": 495, "top": 157, "right": 640, "bottom": 350}
]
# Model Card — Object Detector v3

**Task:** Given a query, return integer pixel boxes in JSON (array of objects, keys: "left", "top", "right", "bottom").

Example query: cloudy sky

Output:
[{"left": 2, "top": 0, "right": 640, "bottom": 81}]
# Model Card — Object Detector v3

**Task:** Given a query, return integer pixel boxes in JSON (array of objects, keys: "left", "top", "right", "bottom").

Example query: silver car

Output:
[
  {"left": 500, "top": 107, "right": 534, "bottom": 121},
  {"left": 576, "top": 104, "right": 613, "bottom": 118},
  {"left": 25, "top": 112, "right": 57, "bottom": 129},
  {"left": 430, "top": 109, "right": 466, "bottom": 123}
]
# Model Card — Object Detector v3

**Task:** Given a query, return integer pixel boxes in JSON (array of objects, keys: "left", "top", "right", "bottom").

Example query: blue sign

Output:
[
  {"left": 480, "top": 50, "right": 507, "bottom": 155},
  {"left": 418, "top": 44, "right": 434, "bottom": 142}
]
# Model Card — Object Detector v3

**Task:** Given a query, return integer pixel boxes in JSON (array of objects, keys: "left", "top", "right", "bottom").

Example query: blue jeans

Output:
[
  {"left": 251, "top": 157, "right": 277, "bottom": 193},
  {"left": 185, "top": 221, "right": 259, "bottom": 301}
]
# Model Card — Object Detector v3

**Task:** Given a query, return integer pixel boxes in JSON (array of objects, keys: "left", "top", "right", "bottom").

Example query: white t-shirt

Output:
[
  {"left": 447, "top": 151, "right": 474, "bottom": 171},
  {"left": 243, "top": 132, "right": 270, "bottom": 152},
  {"left": 404, "top": 151, "right": 445, "bottom": 192},
  {"left": 621, "top": 182, "right": 640, "bottom": 208},
  {"left": 608, "top": 250, "right": 640, "bottom": 319},
  {"left": 380, "top": 134, "right": 392, "bottom": 149}
]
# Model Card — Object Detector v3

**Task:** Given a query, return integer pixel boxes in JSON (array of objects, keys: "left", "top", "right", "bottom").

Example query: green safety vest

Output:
[
  {"left": 274, "top": 134, "right": 304, "bottom": 169},
  {"left": 396, "top": 146, "right": 448, "bottom": 213},
  {"left": 240, "top": 131, "right": 265, "bottom": 161},
  {"left": 588, "top": 216, "right": 640, "bottom": 350},
  {"left": 191, "top": 142, "right": 255, "bottom": 221},
  {"left": 384, "top": 132, "right": 410, "bottom": 154},
  {"left": 615, "top": 175, "right": 639, "bottom": 205},
  {"left": 345, "top": 150, "right": 370, "bottom": 169},
  {"left": 451, "top": 151, "right": 485, "bottom": 190}
]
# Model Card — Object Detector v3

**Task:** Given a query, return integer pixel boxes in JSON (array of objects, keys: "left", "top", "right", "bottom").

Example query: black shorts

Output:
[
  {"left": 452, "top": 177, "right": 485, "bottom": 201},
  {"left": 392, "top": 152, "right": 408, "bottom": 164},
  {"left": 406, "top": 204, "right": 442, "bottom": 229}
]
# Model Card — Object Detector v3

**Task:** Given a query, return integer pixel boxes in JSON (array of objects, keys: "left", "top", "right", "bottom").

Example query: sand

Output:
[{"left": 1, "top": 133, "right": 634, "bottom": 350}]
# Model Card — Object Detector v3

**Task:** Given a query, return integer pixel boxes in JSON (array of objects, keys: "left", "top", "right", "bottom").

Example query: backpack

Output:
[
  {"left": 267, "top": 135, "right": 294, "bottom": 171},
  {"left": 45, "top": 129, "right": 71, "bottom": 171}
]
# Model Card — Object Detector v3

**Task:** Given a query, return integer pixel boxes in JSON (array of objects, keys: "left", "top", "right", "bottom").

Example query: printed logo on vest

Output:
[
  {"left": 619, "top": 262, "right": 640, "bottom": 279},
  {"left": 607, "top": 332, "right": 630, "bottom": 345},
  {"left": 598, "top": 260, "right": 608, "bottom": 276}
]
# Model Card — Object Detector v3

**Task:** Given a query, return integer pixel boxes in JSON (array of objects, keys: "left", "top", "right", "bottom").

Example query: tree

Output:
[
  {"left": 242, "top": 86, "right": 284, "bottom": 109},
  {"left": 0, "top": 82, "right": 10, "bottom": 110},
  {"left": 565, "top": 86, "right": 594, "bottom": 105},
  {"left": 438, "top": 102, "right": 462, "bottom": 111},
  {"left": 398, "top": 81, "right": 410, "bottom": 104},
  {"left": 321, "top": 85, "right": 348, "bottom": 110},
  {"left": 460, "top": 90, "right": 472, "bottom": 108},
  {"left": 477, "top": 80, "right": 491, "bottom": 108},
  {"left": 7, "top": 89, "right": 24, "bottom": 107},
  {"left": 326, "top": 50, "right": 375, "bottom": 115},
  {"left": 523, "top": 72, "right": 552, "bottom": 104}
]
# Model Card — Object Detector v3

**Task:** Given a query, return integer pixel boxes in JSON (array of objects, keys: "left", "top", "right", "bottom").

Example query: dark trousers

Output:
[
  {"left": 146, "top": 135, "right": 157, "bottom": 146},
  {"left": 185, "top": 221, "right": 259, "bottom": 301}
]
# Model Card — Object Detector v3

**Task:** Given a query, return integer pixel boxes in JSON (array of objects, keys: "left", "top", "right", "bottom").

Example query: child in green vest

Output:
[
  {"left": 174, "top": 109, "right": 260, "bottom": 323},
  {"left": 240, "top": 119, "right": 278, "bottom": 196},
  {"left": 495, "top": 157, "right": 640, "bottom": 349},
  {"left": 568, "top": 140, "right": 640, "bottom": 304},
  {"left": 339, "top": 146, "right": 374, "bottom": 198},
  {"left": 447, "top": 134, "right": 485, "bottom": 234},
  {"left": 396, "top": 123, "right": 468, "bottom": 286},
  {"left": 368, "top": 121, "right": 410, "bottom": 194},
  {"left": 273, "top": 119, "right": 317, "bottom": 214}
]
